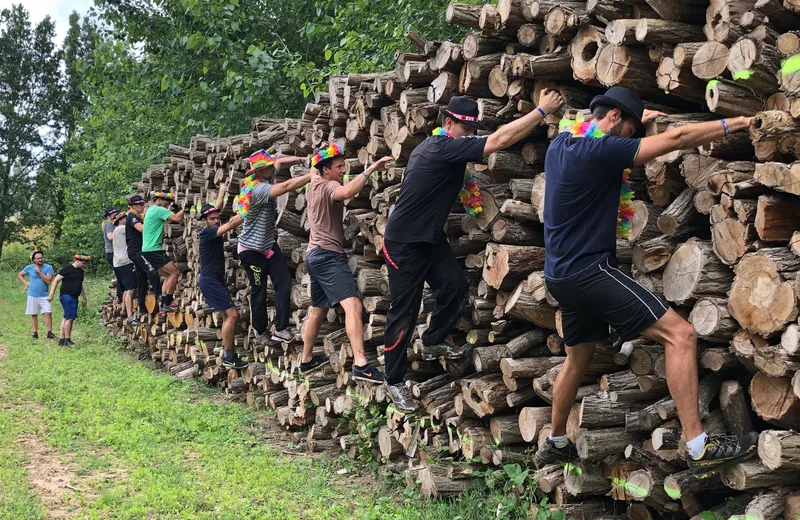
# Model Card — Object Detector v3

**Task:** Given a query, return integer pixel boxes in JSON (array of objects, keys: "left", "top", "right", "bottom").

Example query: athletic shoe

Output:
[
  {"left": 534, "top": 438, "right": 579, "bottom": 469},
  {"left": 271, "top": 328, "right": 296, "bottom": 343},
  {"left": 386, "top": 383, "right": 418, "bottom": 414},
  {"left": 299, "top": 356, "right": 329, "bottom": 375},
  {"left": 353, "top": 365, "right": 385, "bottom": 384},
  {"left": 46, "top": 331, "right": 56, "bottom": 339},
  {"left": 159, "top": 301, "right": 179, "bottom": 314},
  {"left": 58, "top": 338, "right": 65, "bottom": 346},
  {"left": 686, "top": 432, "right": 759, "bottom": 474},
  {"left": 419, "top": 342, "right": 468, "bottom": 361},
  {"left": 126, "top": 317, "right": 141, "bottom": 326},
  {"left": 65, "top": 339, "right": 77, "bottom": 347},
  {"left": 32, "top": 332, "right": 38, "bottom": 340},
  {"left": 222, "top": 352, "right": 248, "bottom": 370}
]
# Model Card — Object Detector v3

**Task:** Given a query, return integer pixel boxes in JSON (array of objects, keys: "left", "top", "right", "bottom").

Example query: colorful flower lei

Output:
[
  {"left": 559, "top": 117, "right": 635, "bottom": 239},
  {"left": 432, "top": 127, "right": 483, "bottom": 216},
  {"left": 232, "top": 174, "right": 262, "bottom": 218},
  {"left": 311, "top": 142, "right": 343, "bottom": 168}
]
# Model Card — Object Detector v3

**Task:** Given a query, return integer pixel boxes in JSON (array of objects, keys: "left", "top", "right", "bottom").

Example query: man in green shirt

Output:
[{"left": 142, "top": 191, "right": 186, "bottom": 313}]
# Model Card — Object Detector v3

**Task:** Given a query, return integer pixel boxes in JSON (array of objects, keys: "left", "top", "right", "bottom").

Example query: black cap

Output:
[
  {"left": 589, "top": 87, "right": 645, "bottom": 138},
  {"left": 104, "top": 207, "right": 117, "bottom": 217},
  {"left": 440, "top": 96, "right": 484, "bottom": 129},
  {"left": 128, "top": 195, "right": 144, "bottom": 205},
  {"left": 200, "top": 203, "right": 219, "bottom": 218}
]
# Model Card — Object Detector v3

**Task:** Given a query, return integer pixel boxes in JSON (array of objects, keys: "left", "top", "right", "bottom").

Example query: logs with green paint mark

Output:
[
  {"left": 705, "top": 78, "right": 765, "bottom": 116},
  {"left": 780, "top": 54, "right": 800, "bottom": 94}
]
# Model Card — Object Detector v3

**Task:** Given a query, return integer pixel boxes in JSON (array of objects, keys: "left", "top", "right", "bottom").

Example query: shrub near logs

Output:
[{"left": 100, "top": 0, "right": 800, "bottom": 513}]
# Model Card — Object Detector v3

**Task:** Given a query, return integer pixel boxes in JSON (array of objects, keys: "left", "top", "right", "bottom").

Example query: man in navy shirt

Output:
[
  {"left": 381, "top": 92, "right": 564, "bottom": 413},
  {"left": 197, "top": 184, "right": 245, "bottom": 369},
  {"left": 538, "top": 86, "right": 757, "bottom": 473}
]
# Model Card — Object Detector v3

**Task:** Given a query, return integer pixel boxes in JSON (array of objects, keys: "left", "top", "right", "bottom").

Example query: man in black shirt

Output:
[
  {"left": 48, "top": 254, "right": 89, "bottom": 346},
  {"left": 126, "top": 195, "right": 159, "bottom": 316},
  {"left": 197, "top": 184, "right": 246, "bottom": 369},
  {"left": 381, "top": 92, "right": 564, "bottom": 413}
]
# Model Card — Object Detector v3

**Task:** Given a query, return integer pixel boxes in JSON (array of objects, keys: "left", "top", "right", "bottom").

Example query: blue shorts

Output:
[
  {"left": 305, "top": 247, "right": 359, "bottom": 308},
  {"left": 198, "top": 274, "right": 234, "bottom": 312},
  {"left": 60, "top": 294, "right": 79, "bottom": 320}
]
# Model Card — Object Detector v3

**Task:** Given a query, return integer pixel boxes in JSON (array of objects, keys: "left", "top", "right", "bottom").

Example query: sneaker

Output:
[
  {"left": 65, "top": 339, "right": 76, "bottom": 347},
  {"left": 353, "top": 364, "right": 385, "bottom": 384},
  {"left": 534, "top": 438, "right": 579, "bottom": 469},
  {"left": 126, "top": 317, "right": 141, "bottom": 326},
  {"left": 46, "top": 331, "right": 56, "bottom": 339},
  {"left": 386, "top": 383, "right": 418, "bottom": 414},
  {"left": 271, "top": 328, "right": 296, "bottom": 343},
  {"left": 299, "top": 356, "right": 329, "bottom": 375},
  {"left": 419, "top": 342, "right": 468, "bottom": 361},
  {"left": 159, "top": 301, "right": 179, "bottom": 314},
  {"left": 32, "top": 332, "right": 38, "bottom": 340},
  {"left": 58, "top": 338, "right": 65, "bottom": 346},
  {"left": 222, "top": 352, "right": 248, "bottom": 370},
  {"left": 687, "top": 432, "right": 759, "bottom": 474}
]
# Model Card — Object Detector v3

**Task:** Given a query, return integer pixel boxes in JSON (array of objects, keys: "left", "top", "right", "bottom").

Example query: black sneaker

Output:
[
  {"left": 419, "top": 342, "right": 468, "bottom": 361},
  {"left": 271, "top": 328, "right": 296, "bottom": 343},
  {"left": 386, "top": 383, "right": 418, "bottom": 414},
  {"left": 126, "top": 317, "right": 141, "bottom": 326},
  {"left": 46, "top": 331, "right": 56, "bottom": 339},
  {"left": 65, "top": 339, "right": 76, "bottom": 347},
  {"left": 687, "top": 432, "right": 759, "bottom": 474},
  {"left": 534, "top": 438, "right": 579, "bottom": 469},
  {"left": 222, "top": 352, "right": 248, "bottom": 370},
  {"left": 58, "top": 338, "right": 65, "bottom": 346},
  {"left": 32, "top": 332, "right": 38, "bottom": 340},
  {"left": 353, "top": 365, "right": 385, "bottom": 384},
  {"left": 299, "top": 356, "right": 329, "bottom": 375}
]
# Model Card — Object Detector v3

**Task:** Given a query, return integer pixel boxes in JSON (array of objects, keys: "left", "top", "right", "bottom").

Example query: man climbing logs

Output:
[
  {"left": 536, "top": 86, "right": 758, "bottom": 473},
  {"left": 112, "top": 211, "right": 141, "bottom": 327},
  {"left": 381, "top": 92, "right": 564, "bottom": 413},
  {"left": 234, "top": 149, "right": 312, "bottom": 343},
  {"left": 300, "top": 143, "right": 391, "bottom": 382},
  {"left": 197, "top": 184, "right": 247, "bottom": 370},
  {"left": 142, "top": 191, "right": 187, "bottom": 314}
]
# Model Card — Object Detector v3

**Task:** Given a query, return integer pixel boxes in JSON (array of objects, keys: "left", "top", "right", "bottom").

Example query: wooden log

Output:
[
  {"left": 596, "top": 44, "right": 660, "bottom": 95},
  {"left": 576, "top": 427, "right": 645, "bottom": 462},
  {"left": 662, "top": 238, "right": 733, "bottom": 306},
  {"left": 489, "top": 415, "right": 525, "bottom": 444},
  {"left": 744, "top": 487, "right": 798, "bottom": 520},
  {"left": 758, "top": 429, "right": 800, "bottom": 470},
  {"left": 688, "top": 297, "right": 738, "bottom": 343},
  {"left": 754, "top": 161, "right": 800, "bottom": 196},
  {"left": 755, "top": 194, "right": 800, "bottom": 241},
  {"left": 711, "top": 218, "right": 757, "bottom": 266},
  {"left": 722, "top": 460, "right": 800, "bottom": 490},
  {"left": 446, "top": 3, "right": 483, "bottom": 30},
  {"left": 635, "top": 18, "right": 705, "bottom": 45},
  {"left": 720, "top": 380, "right": 755, "bottom": 438},
  {"left": 632, "top": 235, "right": 677, "bottom": 274},
  {"left": 570, "top": 24, "right": 606, "bottom": 84},
  {"left": 502, "top": 282, "right": 556, "bottom": 328},
  {"left": 472, "top": 329, "right": 547, "bottom": 372},
  {"left": 692, "top": 42, "right": 731, "bottom": 80},
  {"left": 482, "top": 243, "right": 546, "bottom": 290},
  {"left": 519, "top": 406, "right": 553, "bottom": 442},
  {"left": 511, "top": 49, "right": 572, "bottom": 79},
  {"left": 705, "top": 78, "right": 764, "bottom": 116},
  {"left": 750, "top": 371, "right": 800, "bottom": 428},
  {"left": 657, "top": 187, "right": 698, "bottom": 236}
]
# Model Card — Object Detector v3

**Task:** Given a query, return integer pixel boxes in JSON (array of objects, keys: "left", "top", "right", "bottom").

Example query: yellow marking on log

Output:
[
  {"left": 782, "top": 55, "right": 800, "bottom": 75},
  {"left": 732, "top": 69, "right": 753, "bottom": 80}
]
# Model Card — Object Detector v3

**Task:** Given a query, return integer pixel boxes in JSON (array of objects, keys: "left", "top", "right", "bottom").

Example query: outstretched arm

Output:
[
  {"left": 332, "top": 157, "right": 393, "bottom": 201},
  {"left": 214, "top": 183, "right": 228, "bottom": 210},
  {"left": 270, "top": 172, "right": 313, "bottom": 199},
  {"left": 167, "top": 209, "right": 185, "bottom": 222},
  {"left": 484, "top": 90, "right": 564, "bottom": 156},
  {"left": 634, "top": 116, "right": 751, "bottom": 166},
  {"left": 216, "top": 215, "right": 243, "bottom": 237}
]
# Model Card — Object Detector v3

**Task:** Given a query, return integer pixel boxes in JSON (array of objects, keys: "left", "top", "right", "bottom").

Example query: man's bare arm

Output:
[
  {"left": 484, "top": 90, "right": 564, "bottom": 156},
  {"left": 635, "top": 116, "right": 751, "bottom": 166}
]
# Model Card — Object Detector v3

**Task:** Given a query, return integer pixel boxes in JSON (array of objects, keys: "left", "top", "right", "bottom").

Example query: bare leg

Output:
[
  {"left": 31, "top": 314, "right": 38, "bottom": 334},
  {"left": 340, "top": 297, "right": 367, "bottom": 367},
  {"left": 64, "top": 319, "right": 74, "bottom": 339},
  {"left": 123, "top": 290, "right": 134, "bottom": 317},
  {"left": 44, "top": 312, "right": 52, "bottom": 333},
  {"left": 160, "top": 262, "right": 179, "bottom": 294},
  {"left": 550, "top": 342, "right": 596, "bottom": 437},
  {"left": 641, "top": 308, "right": 702, "bottom": 439},
  {"left": 222, "top": 307, "right": 239, "bottom": 351},
  {"left": 301, "top": 306, "right": 328, "bottom": 363},
  {"left": 59, "top": 319, "right": 68, "bottom": 339}
]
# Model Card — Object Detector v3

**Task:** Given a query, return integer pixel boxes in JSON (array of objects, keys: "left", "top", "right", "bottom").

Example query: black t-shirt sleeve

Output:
[
  {"left": 58, "top": 265, "right": 70, "bottom": 277},
  {"left": 198, "top": 227, "right": 214, "bottom": 241},
  {"left": 600, "top": 136, "right": 641, "bottom": 171},
  {"left": 439, "top": 135, "right": 488, "bottom": 163}
]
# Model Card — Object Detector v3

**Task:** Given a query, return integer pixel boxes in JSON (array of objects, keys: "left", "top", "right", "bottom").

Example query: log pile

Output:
[{"left": 100, "top": 0, "right": 800, "bottom": 516}]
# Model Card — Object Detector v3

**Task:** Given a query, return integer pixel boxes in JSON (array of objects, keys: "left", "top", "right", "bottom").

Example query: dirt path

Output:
[{"left": 18, "top": 435, "right": 80, "bottom": 519}]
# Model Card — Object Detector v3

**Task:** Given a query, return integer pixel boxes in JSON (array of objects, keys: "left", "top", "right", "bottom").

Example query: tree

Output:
[{"left": 0, "top": 5, "right": 62, "bottom": 260}]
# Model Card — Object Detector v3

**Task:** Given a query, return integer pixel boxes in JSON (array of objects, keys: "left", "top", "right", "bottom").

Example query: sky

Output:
[{"left": 0, "top": 0, "right": 95, "bottom": 43}]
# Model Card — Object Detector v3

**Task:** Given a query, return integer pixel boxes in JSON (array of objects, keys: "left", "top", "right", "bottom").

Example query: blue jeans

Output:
[{"left": 60, "top": 294, "right": 79, "bottom": 320}]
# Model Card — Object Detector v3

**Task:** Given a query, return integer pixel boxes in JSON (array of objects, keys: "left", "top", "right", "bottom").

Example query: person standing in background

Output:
[
  {"left": 112, "top": 211, "right": 141, "bottom": 327},
  {"left": 48, "top": 254, "right": 89, "bottom": 347},
  {"left": 103, "top": 208, "right": 124, "bottom": 306},
  {"left": 18, "top": 250, "right": 55, "bottom": 340}
]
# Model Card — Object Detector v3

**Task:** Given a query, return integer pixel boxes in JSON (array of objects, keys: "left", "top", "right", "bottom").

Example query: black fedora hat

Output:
[
  {"left": 200, "top": 203, "right": 219, "bottom": 218},
  {"left": 128, "top": 194, "right": 144, "bottom": 205},
  {"left": 441, "top": 96, "right": 484, "bottom": 129},
  {"left": 589, "top": 87, "right": 645, "bottom": 138}
]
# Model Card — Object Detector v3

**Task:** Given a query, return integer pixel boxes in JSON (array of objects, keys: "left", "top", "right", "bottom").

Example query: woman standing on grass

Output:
[{"left": 47, "top": 254, "right": 89, "bottom": 347}]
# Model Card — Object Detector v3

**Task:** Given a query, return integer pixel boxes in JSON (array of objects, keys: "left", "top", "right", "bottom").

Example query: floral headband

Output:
[
  {"left": 74, "top": 254, "right": 91, "bottom": 261},
  {"left": 311, "top": 143, "right": 343, "bottom": 168},
  {"left": 154, "top": 191, "right": 174, "bottom": 201}
]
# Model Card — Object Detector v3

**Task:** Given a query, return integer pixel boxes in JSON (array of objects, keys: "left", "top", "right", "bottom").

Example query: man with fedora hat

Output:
[
  {"left": 197, "top": 183, "right": 247, "bottom": 369},
  {"left": 142, "top": 191, "right": 187, "bottom": 314},
  {"left": 235, "top": 149, "right": 312, "bottom": 343},
  {"left": 111, "top": 210, "right": 141, "bottom": 327},
  {"left": 381, "top": 91, "right": 564, "bottom": 413},
  {"left": 103, "top": 208, "right": 124, "bottom": 305},
  {"left": 126, "top": 194, "right": 159, "bottom": 317},
  {"left": 537, "top": 86, "right": 757, "bottom": 473}
]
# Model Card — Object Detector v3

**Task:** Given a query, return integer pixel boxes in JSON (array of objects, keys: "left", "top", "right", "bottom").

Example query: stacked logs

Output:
[{"left": 100, "top": 1, "right": 800, "bottom": 517}]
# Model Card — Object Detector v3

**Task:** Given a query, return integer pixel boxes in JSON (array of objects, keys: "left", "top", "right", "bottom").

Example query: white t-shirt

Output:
[{"left": 113, "top": 225, "right": 131, "bottom": 267}]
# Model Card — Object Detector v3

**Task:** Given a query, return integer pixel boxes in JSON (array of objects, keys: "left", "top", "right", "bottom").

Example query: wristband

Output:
[
  {"left": 721, "top": 119, "right": 729, "bottom": 136},
  {"left": 361, "top": 171, "right": 371, "bottom": 179},
  {"left": 535, "top": 106, "right": 546, "bottom": 117}
]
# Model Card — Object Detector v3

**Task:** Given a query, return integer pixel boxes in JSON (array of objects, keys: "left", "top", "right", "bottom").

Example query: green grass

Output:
[{"left": 0, "top": 275, "right": 499, "bottom": 520}]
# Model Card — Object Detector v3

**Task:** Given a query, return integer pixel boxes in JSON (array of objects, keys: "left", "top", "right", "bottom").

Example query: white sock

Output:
[
  {"left": 548, "top": 435, "right": 568, "bottom": 448},
  {"left": 687, "top": 432, "right": 709, "bottom": 459}
]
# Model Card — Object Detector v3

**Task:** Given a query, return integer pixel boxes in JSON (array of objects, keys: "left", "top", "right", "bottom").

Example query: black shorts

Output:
[
  {"left": 198, "top": 274, "right": 234, "bottom": 312},
  {"left": 545, "top": 255, "right": 669, "bottom": 346},
  {"left": 113, "top": 264, "right": 138, "bottom": 291},
  {"left": 305, "top": 247, "right": 359, "bottom": 308},
  {"left": 143, "top": 250, "right": 172, "bottom": 269}
]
